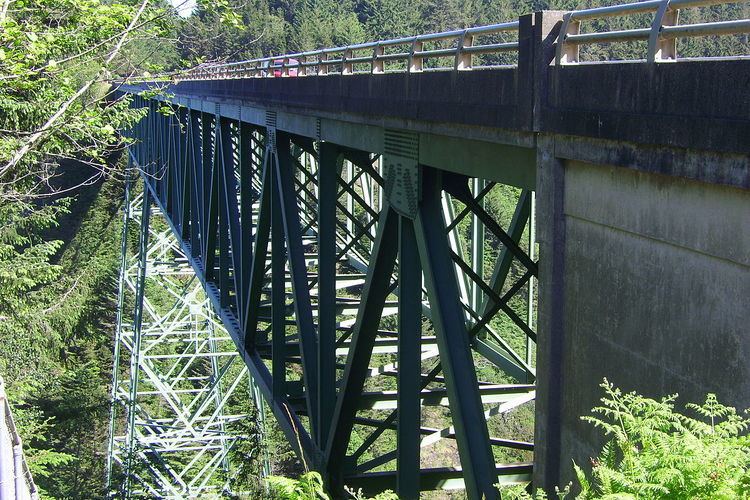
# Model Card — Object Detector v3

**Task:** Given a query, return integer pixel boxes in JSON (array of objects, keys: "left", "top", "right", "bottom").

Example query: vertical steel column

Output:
[
  {"left": 123, "top": 187, "right": 151, "bottom": 497},
  {"left": 207, "top": 318, "right": 231, "bottom": 475},
  {"left": 316, "top": 142, "right": 340, "bottom": 447},
  {"left": 396, "top": 216, "right": 421, "bottom": 499},
  {"left": 239, "top": 123, "right": 255, "bottom": 316},
  {"left": 442, "top": 194, "right": 472, "bottom": 310},
  {"left": 188, "top": 110, "right": 202, "bottom": 257},
  {"left": 414, "top": 168, "right": 498, "bottom": 500},
  {"left": 105, "top": 164, "right": 133, "bottom": 492},
  {"left": 274, "top": 132, "right": 319, "bottom": 436},
  {"left": 470, "top": 178, "right": 485, "bottom": 312},
  {"left": 271, "top": 141, "right": 287, "bottom": 401},
  {"left": 217, "top": 117, "right": 235, "bottom": 310},
  {"left": 201, "top": 113, "right": 215, "bottom": 270},
  {"left": 345, "top": 161, "right": 354, "bottom": 243},
  {"left": 325, "top": 206, "right": 399, "bottom": 489},
  {"left": 180, "top": 107, "right": 191, "bottom": 242},
  {"left": 242, "top": 142, "right": 271, "bottom": 351},
  {"left": 251, "top": 379, "right": 271, "bottom": 478}
]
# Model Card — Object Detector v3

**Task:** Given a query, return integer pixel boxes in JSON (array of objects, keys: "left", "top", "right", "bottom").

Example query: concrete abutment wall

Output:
[{"left": 534, "top": 137, "right": 750, "bottom": 490}]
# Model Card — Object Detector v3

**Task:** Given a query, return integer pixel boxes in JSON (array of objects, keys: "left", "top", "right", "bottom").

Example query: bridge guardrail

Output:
[
  {"left": 0, "top": 376, "right": 38, "bottom": 500},
  {"left": 128, "top": 0, "right": 749, "bottom": 84},
  {"left": 557, "top": 0, "right": 750, "bottom": 64},
  {"left": 178, "top": 21, "right": 520, "bottom": 81}
]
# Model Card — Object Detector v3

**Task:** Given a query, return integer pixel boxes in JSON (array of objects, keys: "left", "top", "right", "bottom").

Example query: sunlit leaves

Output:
[{"left": 574, "top": 380, "right": 750, "bottom": 499}]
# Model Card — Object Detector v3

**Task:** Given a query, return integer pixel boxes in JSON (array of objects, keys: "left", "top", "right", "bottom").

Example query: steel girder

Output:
[
  {"left": 106, "top": 175, "right": 264, "bottom": 498},
  {"left": 119, "top": 94, "right": 539, "bottom": 498}
]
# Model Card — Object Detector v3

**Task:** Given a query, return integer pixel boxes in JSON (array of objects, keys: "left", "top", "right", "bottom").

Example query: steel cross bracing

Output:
[
  {"left": 122, "top": 94, "right": 539, "bottom": 499},
  {"left": 105, "top": 181, "right": 267, "bottom": 498}
]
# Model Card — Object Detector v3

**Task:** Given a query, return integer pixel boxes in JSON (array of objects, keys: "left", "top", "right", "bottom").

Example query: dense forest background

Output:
[{"left": 0, "top": 0, "right": 746, "bottom": 497}]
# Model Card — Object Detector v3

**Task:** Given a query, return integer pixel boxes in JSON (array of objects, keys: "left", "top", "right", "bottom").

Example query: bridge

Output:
[{"left": 106, "top": 2, "right": 750, "bottom": 498}]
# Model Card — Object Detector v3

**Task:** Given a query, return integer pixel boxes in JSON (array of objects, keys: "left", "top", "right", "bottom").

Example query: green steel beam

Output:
[
  {"left": 317, "top": 142, "right": 342, "bottom": 448},
  {"left": 271, "top": 139, "right": 287, "bottom": 402},
  {"left": 324, "top": 206, "right": 399, "bottom": 492},
  {"left": 116, "top": 95, "right": 539, "bottom": 498},
  {"left": 414, "top": 167, "right": 498, "bottom": 500},
  {"left": 482, "top": 189, "right": 532, "bottom": 317},
  {"left": 274, "top": 131, "right": 319, "bottom": 438},
  {"left": 397, "top": 216, "right": 422, "bottom": 499},
  {"left": 124, "top": 186, "right": 151, "bottom": 496},
  {"left": 242, "top": 141, "right": 272, "bottom": 351},
  {"left": 346, "top": 464, "right": 532, "bottom": 495}
]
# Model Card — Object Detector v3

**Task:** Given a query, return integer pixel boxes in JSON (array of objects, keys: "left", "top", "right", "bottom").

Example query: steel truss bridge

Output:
[{"left": 107, "top": 1, "right": 750, "bottom": 498}]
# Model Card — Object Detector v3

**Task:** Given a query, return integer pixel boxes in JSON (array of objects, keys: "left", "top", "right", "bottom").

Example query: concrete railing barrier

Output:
[{"left": 0, "top": 377, "right": 38, "bottom": 500}]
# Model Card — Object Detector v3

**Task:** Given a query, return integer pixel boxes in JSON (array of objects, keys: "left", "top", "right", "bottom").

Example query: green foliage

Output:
[
  {"left": 0, "top": 0, "right": 151, "bottom": 170},
  {"left": 226, "top": 398, "right": 267, "bottom": 494},
  {"left": 576, "top": 380, "right": 750, "bottom": 499},
  {"left": 4, "top": 176, "right": 127, "bottom": 498},
  {"left": 347, "top": 486, "right": 400, "bottom": 500},
  {"left": 267, "top": 471, "right": 330, "bottom": 499},
  {"left": 178, "top": 0, "right": 289, "bottom": 63},
  {"left": 502, "top": 483, "right": 572, "bottom": 500},
  {"left": 10, "top": 403, "right": 76, "bottom": 482},
  {"left": 293, "top": 0, "right": 367, "bottom": 50},
  {"left": 506, "top": 381, "right": 750, "bottom": 500},
  {"left": 265, "top": 471, "right": 399, "bottom": 500},
  {"left": 0, "top": 198, "right": 67, "bottom": 382}
]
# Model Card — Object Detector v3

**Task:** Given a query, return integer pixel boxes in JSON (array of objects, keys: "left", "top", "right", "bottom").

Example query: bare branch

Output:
[{"left": 0, "top": 0, "right": 11, "bottom": 23}]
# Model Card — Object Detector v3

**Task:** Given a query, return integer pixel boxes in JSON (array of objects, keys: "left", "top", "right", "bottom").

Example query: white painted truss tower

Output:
[{"left": 106, "top": 187, "right": 263, "bottom": 498}]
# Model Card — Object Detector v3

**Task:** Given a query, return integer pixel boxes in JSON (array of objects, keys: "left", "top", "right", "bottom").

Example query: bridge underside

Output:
[
  {"left": 121, "top": 80, "right": 540, "bottom": 498},
  {"left": 116, "top": 36, "right": 750, "bottom": 496}
]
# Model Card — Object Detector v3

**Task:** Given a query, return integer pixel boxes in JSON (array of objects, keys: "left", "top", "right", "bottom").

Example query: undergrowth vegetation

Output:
[{"left": 505, "top": 380, "right": 750, "bottom": 500}]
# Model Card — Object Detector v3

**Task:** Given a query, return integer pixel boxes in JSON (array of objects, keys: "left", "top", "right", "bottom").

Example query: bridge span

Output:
[{"left": 111, "top": 4, "right": 750, "bottom": 498}]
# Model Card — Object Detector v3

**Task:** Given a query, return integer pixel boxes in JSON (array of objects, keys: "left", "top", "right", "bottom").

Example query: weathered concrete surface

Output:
[
  {"left": 534, "top": 141, "right": 750, "bottom": 490},
  {"left": 544, "top": 60, "right": 750, "bottom": 155},
  {"left": 165, "top": 69, "right": 527, "bottom": 131}
]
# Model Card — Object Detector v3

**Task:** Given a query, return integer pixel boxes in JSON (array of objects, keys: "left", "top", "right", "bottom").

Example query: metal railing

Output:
[
  {"left": 144, "top": 0, "right": 750, "bottom": 83},
  {"left": 178, "top": 21, "right": 519, "bottom": 81},
  {"left": 0, "top": 376, "right": 38, "bottom": 500},
  {"left": 557, "top": 0, "right": 750, "bottom": 64}
]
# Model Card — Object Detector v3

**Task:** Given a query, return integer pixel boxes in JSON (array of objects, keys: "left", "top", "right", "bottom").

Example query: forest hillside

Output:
[{"left": 0, "top": 0, "right": 746, "bottom": 497}]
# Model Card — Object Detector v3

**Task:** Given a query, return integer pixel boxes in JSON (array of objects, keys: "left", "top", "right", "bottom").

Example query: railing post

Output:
[
  {"left": 518, "top": 11, "right": 565, "bottom": 131},
  {"left": 299, "top": 56, "right": 307, "bottom": 76},
  {"left": 648, "top": 0, "right": 679, "bottom": 62},
  {"left": 343, "top": 48, "right": 354, "bottom": 75},
  {"left": 318, "top": 53, "right": 328, "bottom": 76},
  {"left": 372, "top": 43, "right": 384, "bottom": 74},
  {"left": 455, "top": 30, "right": 473, "bottom": 70},
  {"left": 555, "top": 12, "right": 580, "bottom": 64},
  {"left": 408, "top": 40, "right": 423, "bottom": 72}
]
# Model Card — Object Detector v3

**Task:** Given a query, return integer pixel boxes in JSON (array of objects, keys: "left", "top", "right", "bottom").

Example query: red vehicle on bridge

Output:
[{"left": 260, "top": 58, "right": 299, "bottom": 77}]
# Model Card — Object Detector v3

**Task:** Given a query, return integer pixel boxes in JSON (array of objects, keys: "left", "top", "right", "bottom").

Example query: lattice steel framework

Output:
[
  {"left": 105, "top": 177, "right": 265, "bottom": 498},
  {"left": 118, "top": 93, "right": 539, "bottom": 499}
]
